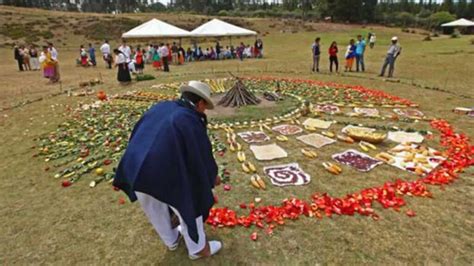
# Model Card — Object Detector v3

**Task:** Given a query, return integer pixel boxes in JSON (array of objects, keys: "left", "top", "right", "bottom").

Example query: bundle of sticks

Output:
[{"left": 218, "top": 78, "right": 261, "bottom": 107}]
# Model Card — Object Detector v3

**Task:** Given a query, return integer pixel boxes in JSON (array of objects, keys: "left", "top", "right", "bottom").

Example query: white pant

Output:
[{"left": 135, "top": 191, "right": 206, "bottom": 255}]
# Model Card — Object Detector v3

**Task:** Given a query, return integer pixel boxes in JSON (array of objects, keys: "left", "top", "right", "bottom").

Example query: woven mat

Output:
[
  {"left": 388, "top": 131, "right": 424, "bottom": 143},
  {"left": 297, "top": 133, "right": 336, "bottom": 148},
  {"left": 250, "top": 143, "right": 288, "bottom": 161},
  {"left": 302, "top": 118, "right": 333, "bottom": 129},
  {"left": 264, "top": 163, "right": 311, "bottom": 186}
]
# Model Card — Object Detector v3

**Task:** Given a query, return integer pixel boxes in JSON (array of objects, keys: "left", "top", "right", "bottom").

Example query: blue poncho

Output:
[{"left": 113, "top": 100, "right": 218, "bottom": 243}]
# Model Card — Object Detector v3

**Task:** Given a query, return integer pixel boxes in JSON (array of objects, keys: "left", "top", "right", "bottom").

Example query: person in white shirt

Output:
[
  {"left": 47, "top": 42, "right": 60, "bottom": 82},
  {"left": 119, "top": 39, "right": 132, "bottom": 63},
  {"left": 48, "top": 42, "right": 58, "bottom": 61},
  {"left": 100, "top": 40, "right": 112, "bottom": 69},
  {"left": 114, "top": 48, "right": 131, "bottom": 85},
  {"left": 369, "top": 33, "right": 376, "bottom": 49},
  {"left": 379, "top": 36, "right": 402, "bottom": 78},
  {"left": 159, "top": 43, "right": 170, "bottom": 72}
]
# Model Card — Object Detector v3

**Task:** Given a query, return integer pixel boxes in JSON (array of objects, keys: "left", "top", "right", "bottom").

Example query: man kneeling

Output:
[{"left": 113, "top": 81, "right": 222, "bottom": 260}]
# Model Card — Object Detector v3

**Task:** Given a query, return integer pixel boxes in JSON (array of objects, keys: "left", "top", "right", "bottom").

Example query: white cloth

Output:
[
  {"left": 370, "top": 35, "right": 376, "bottom": 43},
  {"left": 115, "top": 53, "right": 126, "bottom": 64},
  {"left": 119, "top": 45, "right": 131, "bottom": 62},
  {"left": 49, "top": 47, "right": 58, "bottom": 61},
  {"left": 100, "top": 43, "right": 110, "bottom": 55},
  {"left": 128, "top": 61, "right": 136, "bottom": 72},
  {"left": 387, "top": 44, "right": 401, "bottom": 56},
  {"left": 159, "top": 46, "right": 169, "bottom": 58},
  {"left": 135, "top": 191, "right": 206, "bottom": 255}
]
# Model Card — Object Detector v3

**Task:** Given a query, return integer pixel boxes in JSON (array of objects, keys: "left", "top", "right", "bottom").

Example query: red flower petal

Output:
[{"left": 250, "top": 232, "right": 258, "bottom": 241}]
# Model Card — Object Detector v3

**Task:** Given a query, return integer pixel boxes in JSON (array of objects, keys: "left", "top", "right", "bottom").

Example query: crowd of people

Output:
[
  {"left": 14, "top": 42, "right": 60, "bottom": 83},
  {"left": 13, "top": 33, "right": 404, "bottom": 86},
  {"left": 311, "top": 32, "right": 402, "bottom": 77}
]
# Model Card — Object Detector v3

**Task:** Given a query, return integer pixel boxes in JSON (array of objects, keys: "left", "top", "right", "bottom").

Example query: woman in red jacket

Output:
[{"left": 328, "top": 41, "right": 339, "bottom": 73}]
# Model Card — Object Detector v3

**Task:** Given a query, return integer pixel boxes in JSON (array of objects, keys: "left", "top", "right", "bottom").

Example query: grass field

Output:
[{"left": 0, "top": 6, "right": 473, "bottom": 265}]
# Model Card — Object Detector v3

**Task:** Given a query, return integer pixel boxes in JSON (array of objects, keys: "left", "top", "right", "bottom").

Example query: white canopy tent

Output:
[
  {"left": 191, "top": 19, "right": 257, "bottom": 37},
  {"left": 441, "top": 18, "right": 474, "bottom": 27},
  {"left": 122, "top": 18, "right": 191, "bottom": 39}
]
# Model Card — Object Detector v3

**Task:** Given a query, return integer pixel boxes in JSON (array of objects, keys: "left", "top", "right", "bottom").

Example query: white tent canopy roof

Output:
[
  {"left": 122, "top": 18, "right": 191, "bottom": 38},
  {"left": 191, "top": 18, "right": 257, "bottom": 37},
  {"left": 441, "top": 18, "right": 474, "bottom": 27}
]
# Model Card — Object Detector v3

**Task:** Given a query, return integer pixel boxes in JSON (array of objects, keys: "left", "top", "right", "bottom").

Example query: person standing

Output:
[
  {"left": 14, "top": 45, "right": 24, "bottom": 71},
  {"left": 255, "top": 39, "right": 263, "bottom": 58},
  {"left": 311, "top": 37, "right": 321, "bottom": 72},
  {"left": 152, "top": 45, "right": 161, "bottom": 70},
  {"left": 171, "top": 42, "right": 179, "bottom": 65},
  {"left": 22, "top": 46, "right": 31, "bottom": 71},
  {"left": 344, "top": 39, "right": 356, "bottom": 72},
  {"left": 369, "top": 33, "right": 376, "bottom": 49},
  {"left": 379, "top": 36, "right": 402, "bottom": 78},
  {"left": 119, "top": 39, "right": 132, "bottom": 64},
  {"left": 88, "top": 43, "right": 96, "bottom": 67},
  {"left": 114, "top": 49, "right": 131, "bottom": 85},
  {"left": 328, "top": 41, "right": 339, "bottom": 73},
  {"left": 134, "top": 46, "right": 144, "bottom": 74},
  {"left": 178, "top": 45, "right": 186, "bottom": 65},
  {"left": 29, "top": 45, "right": 40, "bottom": 70},
  {"left": 215, "top": 41, "right": 221, "bottom": 60},
  {"left": 113, "top": 81, "right": 222, "bottom": 260},
  {"left": 355, "top": 35, "right": 366, "bottom": 72},
  {"left": 100, "top": 40, "right": 112, "bottom": 69},
  {"left": 47, "top": 42, "right": 60, "bottom": 82},
  {"left": 42, "top": 45, "right": 60, "bottom": 83},
  {"left": 160, "top": 43, "right": 170, "bottom": 72}
]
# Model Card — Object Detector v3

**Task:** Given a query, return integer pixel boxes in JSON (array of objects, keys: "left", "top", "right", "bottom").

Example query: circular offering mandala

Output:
[{"left": 35, "top": 77, "right": 473, "bottom": 240}]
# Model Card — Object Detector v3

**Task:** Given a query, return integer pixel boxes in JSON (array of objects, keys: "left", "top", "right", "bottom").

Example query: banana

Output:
[
  {"left": 359, "top": 142, "right": 370, "bottom": 152},
  {"left": 255, "top": 175, "right": 266, "bottom": 190},
  {"left": 262, "top": 124, "right": 272, "bottom": 131},
  {"left": 322, "top": 162, "right": 341, "bottom": 175},
  {"left": 321, "top": 131, "right": 335, "bottom": 138},
  {"left": 229, "top": 142, "right": 236, "bottom": 152},
  {"left": 337, "top": 135, "right": 355, "bottom": 144},
  {"left": 236, "top": 142, "right": 242, "bottom": 151},
  {"left": 237, "top": 151, "right": 246, "bottom": 162},
  {"left": 242, "top": 163, "right": 251, "bottom": 173},
  {"left": 361, "top": 141, "right": 377, "bottom": 150},
  {"left": 305, "top": 125, "right": 317, "bottom": 132},
  {"left": 309, "top": 150, "right": 318, "bottom": 158},
  {"left": 301, "top": 148, "right": 316, "bottom": 158},
  {"left": 250, "top": 175, "right": 261, "bottom": 189},
  {"left": 276, "top": 135, "right": 288, "bottom": 142},
  {"left": 247, "top": 162, "right": 257, "bottom": 173},
  {"left": 331, "top": 163, "right": 342, "bottom": 173}
]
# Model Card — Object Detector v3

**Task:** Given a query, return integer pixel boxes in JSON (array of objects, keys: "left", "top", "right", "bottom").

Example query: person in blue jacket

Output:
[
  {"left": 113, "top": 81, "right": 222, "bottom": 260},
  {"left": 355, "top": 35, "right": 366, "bottom": 72}
]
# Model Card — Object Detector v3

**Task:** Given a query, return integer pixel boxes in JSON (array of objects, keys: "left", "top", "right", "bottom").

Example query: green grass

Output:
[{"left": 0, "top": 6, "right": 473, "bottom": 265}]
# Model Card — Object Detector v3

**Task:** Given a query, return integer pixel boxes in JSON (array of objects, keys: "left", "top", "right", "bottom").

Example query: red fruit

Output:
[
  {"left": 213, "top": 195, "right": 218, "bottom": 204},
  {"left": 250, "top": 232, "right": 258, "bottom": 241},
  {"left": 113, "top": 186, "right": 120, "bottom": 191},
  {"left": 103, "top": 159, "right": 112, "bottom": 165},
  {"left": 406, "top": 210, "right": 416, "bottom": 217},
  {"left": 239, "top": 203, "right": 247, "bottom": 209},
  {"left": 61, "top": 180, "right": 72, "bottom": 187},
  {"left": 224, "top": 184, "right": 231, "bottom": 191},
  {"left": 118, "top": 197, "right": 126, "bottom": 204}
]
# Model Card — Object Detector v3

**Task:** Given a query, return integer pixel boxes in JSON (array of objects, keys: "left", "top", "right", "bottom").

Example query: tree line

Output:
[{"left": 2, "top": 0, "right": 474, "bottom": 28}]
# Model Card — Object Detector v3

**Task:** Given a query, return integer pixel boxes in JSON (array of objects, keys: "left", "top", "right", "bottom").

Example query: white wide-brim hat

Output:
[
  {"left": 180, "top": 81, "right": 214, "bottom": 110},
  {"left": 391, "top": 36, "right": 398, "bottom": 41}
]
